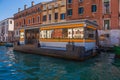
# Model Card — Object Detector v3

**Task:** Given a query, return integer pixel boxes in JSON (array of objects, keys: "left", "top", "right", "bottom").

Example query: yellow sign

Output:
[
  {"left": 20, "top": 29, "right": 24, "bottom": 32},
  {"left": 87, "top": 26, "right": 97, "bottom": 30},
  {"left": 39, "top": 38, "right": 96, "bottom": 42},
  {"left": 40, "top": 24, "right": 84, "bottom": 30},
  {"left": 20, "top": 29, "right": 24, "bottom": 42}
]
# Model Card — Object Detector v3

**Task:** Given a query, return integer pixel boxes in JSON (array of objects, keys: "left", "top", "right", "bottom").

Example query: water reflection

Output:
[{"left": 0, "top": 46, "right": 120, "bottom": 80}]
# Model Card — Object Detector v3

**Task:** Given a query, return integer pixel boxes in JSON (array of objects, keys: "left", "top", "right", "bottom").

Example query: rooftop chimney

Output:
[
  {"left": 31, "top": 1, "right": 34, "bottom": 7},
  {"left": 18, "top": 8, "right": 21, "bottom": 12},
  {"left": 24, "top": 4, "right": 27, "bottom": 10}
]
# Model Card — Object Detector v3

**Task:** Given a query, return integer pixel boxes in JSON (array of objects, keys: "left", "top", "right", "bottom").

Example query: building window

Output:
[
  {"left": 10, "top": 21, "right": 12, "bottom": 24},
  {"left": 79, "top": 0, "right": 83, "bottom": 2},
  {"left": 37, "top": 8, "right": 40, "bottom": 11},
  {"left": 92, "top": 5, "right": 97, "bottom": 12},
  {"left": 43, "top": 15, "right": 47, "bottom": 21},
  {"left": 55, "top": 3, "right": 58, "bottom": 8},
  {"left": 43, "top": 5, "right": 47, "bottom": 10},
  {"left": 68, "top": 0, "right": 72, "bottom": 3},
  {"left": 19, "top": 22, "right": 21, "bottom": 26},
  {"left": 49, "top": 14, "right": 51, "bottom": 20},
  {"left": 23, "top": 19, "right": 25, "bottom": 25},
  {"left": 104, "top": 0, "right": 110, "bottom": 14},
  {"left": 55, "top": 13, "right": 58, "bottom": 20},
  {"left": 28, "top": 19, "right": 31, "bottom": 24},
  {"left": 16, "top": 23, "right": 18, "bottom": 26},
  {"left": 60, "top": 13, "right": 65, "bottom": 20},
  {"left": 85, "top": 28, "right": 95, "bottom": 39},
  {"left": 104, "top": 20, "right": 110, "bottom": 30},
  {"left": 61, "top": 1, "right": 65, "bottom": 6},
  {"left": 37, "top": 16, "right": 40, "bottom": 23},
  {"left": 93, "top": 20, "right": 97, "bottom": 23},
  {"left": 78, "top": 7, "right": 84, "bottom": 14},
  {"left": 48, "top": 5, "right": 52, "bottom": 9},
  {"left": 32, "top": 18, "right": 35, "bottom": 23},
  {"left": 16, "top": 30, "right": 19, "bottom": 36},
  {"left": 67, "top": 9, "right": 72, "bottom": 16}
]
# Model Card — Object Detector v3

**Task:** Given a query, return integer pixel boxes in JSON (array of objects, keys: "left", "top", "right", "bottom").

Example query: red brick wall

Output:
[
  {"left": 111, "top": 0, "right": 119, "bottom": 29},
  {"left": 14, "top": 4, "right": 42, "bottom": 30},
  {"left": 66, "top": 0, "right": 119, "bottom": 30}
]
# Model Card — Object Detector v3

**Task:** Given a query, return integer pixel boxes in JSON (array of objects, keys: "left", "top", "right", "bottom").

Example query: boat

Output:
[
  {"left": 113, "top": 46, "right": 120, "bottom": 58},
  {"left": 0, "top": 42, "right": 6, "bottom": 46},
  {"left": 5, "top": 43, "right": 13, "bottom": 47}
]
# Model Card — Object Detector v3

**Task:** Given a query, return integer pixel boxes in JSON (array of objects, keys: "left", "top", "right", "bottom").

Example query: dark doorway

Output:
[{"left": 25, "top": 29, "right": 39, "bottom": 44}]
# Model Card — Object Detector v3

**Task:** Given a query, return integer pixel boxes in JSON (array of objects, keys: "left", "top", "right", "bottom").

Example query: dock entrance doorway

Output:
[{"left": 25, "top": 29, "right": 39, "bottom": 44}]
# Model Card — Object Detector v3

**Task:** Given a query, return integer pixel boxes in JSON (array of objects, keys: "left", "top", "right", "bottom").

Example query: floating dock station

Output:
[{"left": 14, "top": 19, "right": 99, "bottom": 61}]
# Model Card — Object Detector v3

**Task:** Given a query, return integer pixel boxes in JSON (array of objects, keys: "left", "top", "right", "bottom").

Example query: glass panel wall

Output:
[
  {"left": 40, "top": 27, "right": 84, "bottom": 39},
  {"left": 73, "top": 28, "right": 84, "bottom": 38},
  {"left": 40, "top": 30, "right": 47, "bottom": 38},
  {"left": 85, "top": 28, "right": 95, "bottom": 39},
  {"left": 47, "top": 30, "right": 53, "bottom": 38}
]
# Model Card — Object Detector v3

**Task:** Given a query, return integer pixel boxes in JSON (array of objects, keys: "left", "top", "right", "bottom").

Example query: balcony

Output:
[
  {"left": 48, "top": 5, "right": 52, "bottom": 10},
  {"left": 60, "top": 1, "right": 66, "bottom": 6},
  {"left": 54, "top": 3, "right": 58, "bottom": 8},
  {"left": 43, "top": 5, "right": 47, "bottom": 11}
]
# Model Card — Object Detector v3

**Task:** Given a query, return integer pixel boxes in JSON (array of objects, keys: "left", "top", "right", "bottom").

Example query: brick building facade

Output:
[
  {"left": 14, "top": 0, "right": 120, "bottom": 46},
  {"left": 66, "top": 0, "right": 120, "bottom": 46},
  {"left": 14, "top": 0, "right": 66, "bottom": 44},
  {"left": 14, "top": 1, "right": 42, "bottom": 42}
]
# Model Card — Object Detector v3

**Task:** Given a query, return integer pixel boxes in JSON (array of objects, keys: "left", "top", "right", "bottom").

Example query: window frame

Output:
[
  {"left": 55, "top": 13, "right": 58, "bottom": 20},
  {"left": 68, "top": 0, "right": 72, "bottom": 4},
  {"left": 78, "top": 7, "right": 84, "bottom": 15},
  {"left": 103, "top": 19, "right": 110, "bottom": 30},
  {"left": 67, "top": 9, "right": 73, "bottom": 16},
  {"left": 42, "top": 15, "right": 47, "bottom": 22},
  {"left": 91, "top": 4, "right": 97, "bottom": 13},
  {"left": 60, "top": 13, "right": 65, "bottom": 20}
]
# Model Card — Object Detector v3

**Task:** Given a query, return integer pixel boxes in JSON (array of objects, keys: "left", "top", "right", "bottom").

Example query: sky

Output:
[{"left": 0, "top": 0, "right": 51, "bottom": 21}]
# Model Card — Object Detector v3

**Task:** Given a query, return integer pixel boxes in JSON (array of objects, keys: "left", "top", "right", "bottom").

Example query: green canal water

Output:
[{"left": 0, "top": 46, "right": 120, "bottom": 80}]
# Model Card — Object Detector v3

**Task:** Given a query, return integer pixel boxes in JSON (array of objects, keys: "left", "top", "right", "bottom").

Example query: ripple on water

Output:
[{"left": 0, "top": 47, "right": 120, "bottom": 80}]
